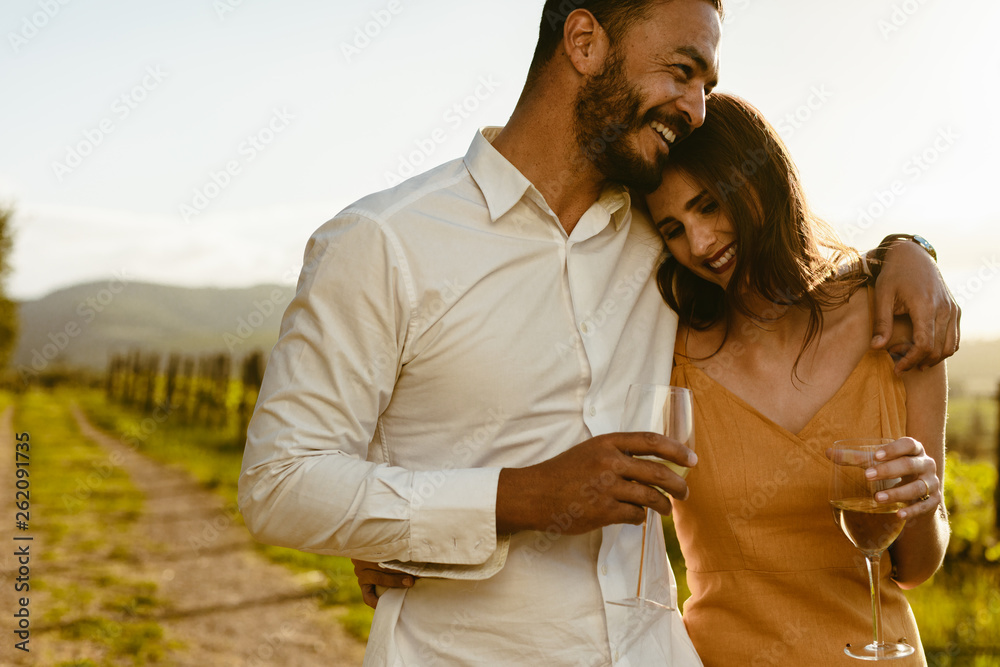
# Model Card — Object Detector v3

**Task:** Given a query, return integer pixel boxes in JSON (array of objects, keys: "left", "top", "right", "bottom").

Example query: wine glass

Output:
[
  {"left": 829, "top": 438, "right": 914, "bottom": 661},
  {"left": 608, "top": 384, "right": 694, "bottom": 611}
]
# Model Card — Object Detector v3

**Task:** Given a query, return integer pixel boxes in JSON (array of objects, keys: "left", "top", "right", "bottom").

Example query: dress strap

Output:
[
  {"left": 863, "top": 283, "right": 898, "bottom": 439},
  {"left": 865, "top": 283, "right": 876, "bottom": 331}
]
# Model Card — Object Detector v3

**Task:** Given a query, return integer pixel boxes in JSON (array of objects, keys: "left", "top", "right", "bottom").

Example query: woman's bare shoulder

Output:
[
  {"left": 819, "top": 284, "right": 870, "bottom": 340},
  {"left": 822, "top": 284, "right": 914, "bottom": 361}
]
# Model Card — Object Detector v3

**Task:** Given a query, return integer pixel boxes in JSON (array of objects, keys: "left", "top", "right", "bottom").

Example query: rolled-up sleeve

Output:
[{"left": 238, "top": 212, "right": 502, "bottom": 567}]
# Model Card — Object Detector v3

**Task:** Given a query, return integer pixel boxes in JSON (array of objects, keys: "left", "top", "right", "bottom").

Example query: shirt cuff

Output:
[
  {"left": 405, "top": 466, "right": 503, "bottom": 566},
  {"left": 381, "top": 536, "right": 510, "bottom": 581}
]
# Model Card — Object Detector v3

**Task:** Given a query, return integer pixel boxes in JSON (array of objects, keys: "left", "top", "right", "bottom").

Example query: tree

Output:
[{"left": 0, "top": 206, "right": 18, "bottom": 368}]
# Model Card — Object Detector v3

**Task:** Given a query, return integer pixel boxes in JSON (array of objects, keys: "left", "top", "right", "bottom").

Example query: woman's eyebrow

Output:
[{"left": 685, "top": 190, "right": 709, "bottom": 211}]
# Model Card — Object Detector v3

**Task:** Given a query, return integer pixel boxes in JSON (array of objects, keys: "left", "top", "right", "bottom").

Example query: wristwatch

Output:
[
  {"left": 874, "top": 234, "right": 936, "bottom": 263},
  {"left": 867, "top": 234, "right": 937, "bottom": 280}
]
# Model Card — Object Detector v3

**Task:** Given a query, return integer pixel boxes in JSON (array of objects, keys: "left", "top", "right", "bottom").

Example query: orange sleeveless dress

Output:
[{"left": 670, "top": 326, "right": 927, "bottom": 666}]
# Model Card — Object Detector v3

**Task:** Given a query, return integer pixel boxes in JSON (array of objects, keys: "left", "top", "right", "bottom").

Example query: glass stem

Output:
[
  {"left": 636, "top": 508, "right": 651, "bottom": 597},
  {"left": 865, "top": 552, "right": 885, "bottom": 649}
]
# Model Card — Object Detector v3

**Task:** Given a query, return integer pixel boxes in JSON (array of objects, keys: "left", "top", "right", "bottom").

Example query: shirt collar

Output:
[
  {"left": 464, "top": 127, "right": 533, "bottom": 223},
  {"left": 598, "top": 184, "right": 631, "bottom": 232},
  {"left": 465, "top": 127, "right": 633, "bottom": 232}
]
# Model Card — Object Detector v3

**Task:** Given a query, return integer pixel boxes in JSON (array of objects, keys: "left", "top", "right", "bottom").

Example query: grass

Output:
[
  {"left": 906, "top": 561, "right": 1000, "bottom": 663},
  {"left": 947, "top": 395, "right": 998, "bottom": 459},
  {"left": 10, "top": 388, "right": 180, "bottom": 665},
  {"left": 54, "top": 384, "right": 1000, "bottom": 660},
  {"left": 75, "top": 386, "right": 376, "bottom": 641}
]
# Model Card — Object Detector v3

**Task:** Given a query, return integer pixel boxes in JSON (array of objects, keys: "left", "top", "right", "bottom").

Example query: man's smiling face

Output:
[{"left": 573, "top": 0, "right": 721, "bottom": 193}]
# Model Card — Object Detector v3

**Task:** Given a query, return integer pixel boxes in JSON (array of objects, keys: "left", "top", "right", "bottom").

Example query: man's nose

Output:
[{"left": 677, "top": 85, "right": 707, "bottom": 131}]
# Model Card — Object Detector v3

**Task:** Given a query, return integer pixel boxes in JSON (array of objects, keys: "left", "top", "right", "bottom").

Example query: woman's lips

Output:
[{"left": 704, "top": 243, "right": 736, "bottom": 274}]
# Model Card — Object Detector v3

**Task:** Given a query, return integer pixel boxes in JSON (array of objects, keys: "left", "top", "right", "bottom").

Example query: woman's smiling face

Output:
[{"left": 647, "top": 168, "right": 737, "bottom": 289}]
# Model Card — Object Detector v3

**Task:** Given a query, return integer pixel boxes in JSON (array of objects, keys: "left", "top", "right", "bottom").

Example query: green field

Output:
[
  {"left": 8, "top": 390, "right": 180, "bottom": 665},
  {"left": 10, "top": 383, "right": 1000, "bottom": 663},
  {"left": 71, "top": 388, "right": 377, "bottom": 642}
]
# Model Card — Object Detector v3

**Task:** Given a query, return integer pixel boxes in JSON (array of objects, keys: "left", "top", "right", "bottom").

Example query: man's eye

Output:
[{"left": 672, "top": 64, "right": 693, "bottom": 80}]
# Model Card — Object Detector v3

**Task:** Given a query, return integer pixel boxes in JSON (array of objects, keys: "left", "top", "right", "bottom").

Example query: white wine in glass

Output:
[
  {"left": 829, "top": 438, "right": 914, "bottom": 661},
  {"left": 608, "top": 384, "right": 694, "bottom": 611}
]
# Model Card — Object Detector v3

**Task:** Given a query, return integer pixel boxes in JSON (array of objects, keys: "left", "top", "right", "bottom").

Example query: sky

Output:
[{"left": 2, "top": 0, "right": 999, "bottom": 339}]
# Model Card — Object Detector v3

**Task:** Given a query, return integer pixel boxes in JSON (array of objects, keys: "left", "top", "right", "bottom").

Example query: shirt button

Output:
[
  {"left": 580, "top": 322, "right": 590, "bottom": 334},
  {"left": 589, "top": 406, "right": 597, "bottom": 417},
  {"left": 614, "top": 649, "right": 620, "bottom": 662},
  {"left": 601, "top": 564, "right": 609, "bottom": 576}
]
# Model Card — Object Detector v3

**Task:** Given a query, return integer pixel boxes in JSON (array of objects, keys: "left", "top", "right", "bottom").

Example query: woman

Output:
[
  {"left": 352, "top": 92, "right": 949, "bottom": 665},
  {"left": 650, "top": 92, "right": 947, "bottom": 665}
]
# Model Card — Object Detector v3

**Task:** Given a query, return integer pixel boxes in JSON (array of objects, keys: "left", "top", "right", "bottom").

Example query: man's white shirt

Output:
[{"left": 239, "top": 128, "right": 700, "bottom": 666}]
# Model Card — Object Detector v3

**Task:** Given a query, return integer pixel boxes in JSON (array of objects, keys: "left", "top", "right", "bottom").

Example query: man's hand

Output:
[
  {"left": 872, "top": 240, "right": 960, "bottom": 373},
  {"left": 495, "top": 432, "right": 697, "bottom": 536},
  {"left": 351, "top": 559, "right": 416, "bottom": 609}
]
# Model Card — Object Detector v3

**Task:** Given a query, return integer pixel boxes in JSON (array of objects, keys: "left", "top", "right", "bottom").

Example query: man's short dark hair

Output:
[{"left": 526, "top": 0, "right": 724, "bottom": 86}]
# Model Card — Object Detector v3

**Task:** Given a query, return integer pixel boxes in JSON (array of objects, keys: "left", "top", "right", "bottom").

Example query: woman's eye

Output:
[
  {"left": 662, "top": 226, "right": 683, "bottom": 240},
  {"left": 701, "top": 200, "right": 718, "bottom": 215}
]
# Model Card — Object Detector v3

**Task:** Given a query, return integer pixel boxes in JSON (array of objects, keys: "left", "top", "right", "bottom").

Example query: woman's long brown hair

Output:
[{"left": 654, "top": 93, "right": 865, "bottom": 376}]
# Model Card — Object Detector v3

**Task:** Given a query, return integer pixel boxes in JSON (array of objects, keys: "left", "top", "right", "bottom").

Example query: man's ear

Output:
[{"left": 562, "top": 9, "right": 611, "bottom": 77}]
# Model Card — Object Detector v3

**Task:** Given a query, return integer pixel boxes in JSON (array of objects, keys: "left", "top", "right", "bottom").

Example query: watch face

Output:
[{"left": 911, "top": 235, "right": 937, "bottom": 261}]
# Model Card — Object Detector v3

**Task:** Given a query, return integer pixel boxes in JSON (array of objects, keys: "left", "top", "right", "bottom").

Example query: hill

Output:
[
  {"left": 9, "top": 279, "right": 1000, "bottom": 395},
  {"left": 13, "top": 281, "right": 294, "bottom": 376}
]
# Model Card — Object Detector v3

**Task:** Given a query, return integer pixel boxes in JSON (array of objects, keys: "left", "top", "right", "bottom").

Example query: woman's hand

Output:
[
  {"left": 865, "top": 437, "right": 942, "bottom": 521},
  {"left": 351, "top": 559, "right": 417, "bottom": 609}
]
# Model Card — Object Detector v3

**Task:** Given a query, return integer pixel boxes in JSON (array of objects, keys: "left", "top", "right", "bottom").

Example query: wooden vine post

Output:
[{"left": 995, "top": 381, "right": 1000, "bottom": 531}]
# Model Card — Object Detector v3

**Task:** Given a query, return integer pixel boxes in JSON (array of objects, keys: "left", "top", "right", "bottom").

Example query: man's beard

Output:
[{"left": 573, "top": 50, "right": 686, "bottom": 194}]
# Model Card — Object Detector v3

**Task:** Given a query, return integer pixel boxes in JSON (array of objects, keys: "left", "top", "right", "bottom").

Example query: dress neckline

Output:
[{"left": 682, "top": 349, "right": 878, "bottom": 441}]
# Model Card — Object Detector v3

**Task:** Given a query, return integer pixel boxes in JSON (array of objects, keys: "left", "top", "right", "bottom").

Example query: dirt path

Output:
[{"left": 2, "top": 403, "right": 367, "bottom": 666}]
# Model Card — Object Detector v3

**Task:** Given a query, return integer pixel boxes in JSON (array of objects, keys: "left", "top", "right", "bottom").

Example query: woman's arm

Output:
[{"left": 877, "top": 360, "right": 950, "bottom": 588}]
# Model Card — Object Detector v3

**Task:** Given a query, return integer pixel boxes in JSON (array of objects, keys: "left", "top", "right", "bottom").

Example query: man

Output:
[{"left": 239, "top": 1, "right": 959, "bottom": 664}]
